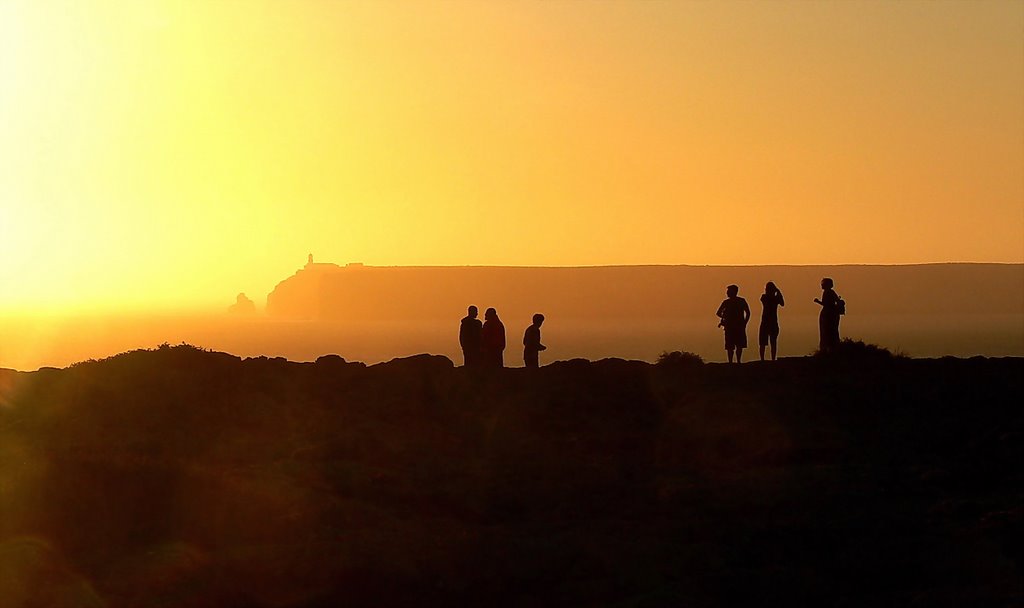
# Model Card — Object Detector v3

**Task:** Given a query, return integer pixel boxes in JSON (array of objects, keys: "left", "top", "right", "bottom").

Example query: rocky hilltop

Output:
[{"left": 0, "top": 345, "right": 1021, "bottom": 606}]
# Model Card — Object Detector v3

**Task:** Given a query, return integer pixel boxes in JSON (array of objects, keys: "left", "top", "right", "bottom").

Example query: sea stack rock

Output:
[{"left": 228, "top": 293, "right": 257, "bottom": 315}]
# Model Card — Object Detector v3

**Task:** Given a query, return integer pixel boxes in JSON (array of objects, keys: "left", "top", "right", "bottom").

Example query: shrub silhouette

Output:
[
  {"left": 656, "top": 350, "right": 704, "bottom": 367},
  {"left": 813, "top": 338, "right": 905, "bottom": 360}
]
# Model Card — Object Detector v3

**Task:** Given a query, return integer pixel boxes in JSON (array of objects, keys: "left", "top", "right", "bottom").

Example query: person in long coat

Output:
[
  {"left": 481, "top": 307, "right": 506, "bottom": 368},
  {"left": 459, "top": 305, "right": 482, "bottom": 367},
  {"left": 814, "top": 277, "right": 842, "bottom": 352}
]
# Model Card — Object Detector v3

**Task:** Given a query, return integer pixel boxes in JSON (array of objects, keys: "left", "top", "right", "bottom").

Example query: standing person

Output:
[
  {"left": 481, "top": 307, "right": 506, "bottom": 368},
  {"left": 814, "top": 277, "right": 843, "bottom": 352},
  {"left": 758, "top": 282, "right": 785, "bottom": 361},
  {"left": 716, "top": 285, "right": 751, "bottom": 363},
  {"left": 459, "top": 306, "right": 482, "bottom": 367},
  {"left": 523, "top": 313, "right": 547, "bottom": 368}
]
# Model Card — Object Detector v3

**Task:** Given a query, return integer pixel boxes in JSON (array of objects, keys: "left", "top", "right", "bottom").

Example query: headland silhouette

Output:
[{"left": 1, "top": 260, "right": 1021, "bottom": 371}]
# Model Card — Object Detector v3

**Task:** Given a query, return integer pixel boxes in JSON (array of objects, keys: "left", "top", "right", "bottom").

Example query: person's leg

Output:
[
  {"left": 736, "top": 347, "right": 743, "bottom": 363},
  {"left": 759, "top": 346, "right": 766, "bottom": 361},
  {"left": 770, "top": 335, "right": 778, "bottom": 360},
  {"left": 823, "top": 320, "right": 837, "bottom": 351},
  {"left": 726, "top": 347, "right": 734, "bottom": 363}
]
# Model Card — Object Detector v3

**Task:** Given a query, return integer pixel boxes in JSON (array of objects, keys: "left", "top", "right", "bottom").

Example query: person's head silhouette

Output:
[
  {"left": 765, "top": 281, "right": 777, "bottom": 295},
  {"left": 726, "top": 284, "right": 739, "bottom": 298},
  {"left": 533, "top": 313, "right": 545, "bottom": 326},
  {"left": 821, "top": 278, "right": 834, "bottom": 289},
  {"left": 485, "top": 307, "right": 497, "bottom": 321},
  {"left": 467, "top": 305, "right": 478, "bottom": 318}
]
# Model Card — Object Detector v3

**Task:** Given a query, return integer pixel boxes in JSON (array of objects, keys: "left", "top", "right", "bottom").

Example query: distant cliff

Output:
[
  {"left": 265, "top": 260, "right": 1024, "bottom": 323},
  {"left": 265, "top": 258, "right": 348, "bottom": 319}
]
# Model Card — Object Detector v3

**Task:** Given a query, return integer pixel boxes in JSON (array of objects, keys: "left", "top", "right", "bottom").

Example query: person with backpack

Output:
[{"left": 814, "top": 277, "right": 844, "bottom": 352}]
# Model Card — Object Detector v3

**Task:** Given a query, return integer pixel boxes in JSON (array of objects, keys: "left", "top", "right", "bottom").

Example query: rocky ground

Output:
[{"left": 0, "top": 345, "right": 1021, "bottom": 607}]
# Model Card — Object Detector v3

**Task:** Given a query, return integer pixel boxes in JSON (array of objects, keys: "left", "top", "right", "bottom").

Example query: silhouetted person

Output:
[
  {"left": 814, "top": 277, "right": 843, "bottom": 352},
  {"left": 481, "top": 307, "right": 506, "bottom": 368},
  {"left": 758, "top": 282, "right": 785, "bottom": 361},
  {"left": 459, "top": 306, "right": 482, "bottom": 367},
  {"left": 716, "top": 284, "right": 751, "bottom": 363},
  {"left": 523, "top": 313, "right": 547, "bottom": 368}
]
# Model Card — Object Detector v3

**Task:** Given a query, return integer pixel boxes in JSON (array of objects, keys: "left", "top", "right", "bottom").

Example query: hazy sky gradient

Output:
[{"left": 1, "top": 0, "right": 1022, "bottom": 312}]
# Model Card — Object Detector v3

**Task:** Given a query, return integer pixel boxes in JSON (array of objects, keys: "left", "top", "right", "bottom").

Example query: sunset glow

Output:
[
  {"left": 4, "top": 5, "right": 1024, "bottom": 604},
  {"left": 1, "top": 0, "right": 1022, "bottom": 314}
]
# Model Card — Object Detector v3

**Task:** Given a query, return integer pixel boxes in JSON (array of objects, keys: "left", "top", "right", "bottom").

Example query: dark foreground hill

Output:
[{"left": 0, "top": 346, "right": 1021, "bottom": 607}]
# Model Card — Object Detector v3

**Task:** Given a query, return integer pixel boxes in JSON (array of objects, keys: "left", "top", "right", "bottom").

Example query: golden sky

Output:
[{"left": 1, "top": 0, "right": 1022, "bottom": 313}]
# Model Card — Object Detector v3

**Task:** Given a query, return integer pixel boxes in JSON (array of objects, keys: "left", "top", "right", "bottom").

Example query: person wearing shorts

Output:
[
  {"left": 716, "top": 284, "right": 751, "bottom": 363},
  {"left": 758, "top": 282, "right": 785, "bottom": 361}
]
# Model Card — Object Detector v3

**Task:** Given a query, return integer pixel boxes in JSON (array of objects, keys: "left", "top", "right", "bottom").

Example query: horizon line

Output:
[{"left": 306, "top": 261, "right": 1024, "bottom": 269}]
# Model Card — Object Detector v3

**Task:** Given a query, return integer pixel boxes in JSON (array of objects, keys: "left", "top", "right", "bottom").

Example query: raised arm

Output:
[{"left": 778, "top": 291, "right": 785, "bottom": 307}]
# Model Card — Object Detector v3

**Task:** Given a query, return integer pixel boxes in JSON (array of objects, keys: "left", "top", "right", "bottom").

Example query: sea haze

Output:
[{"left": 2, "top": 263, "right": 1021, "bottom": 370}]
